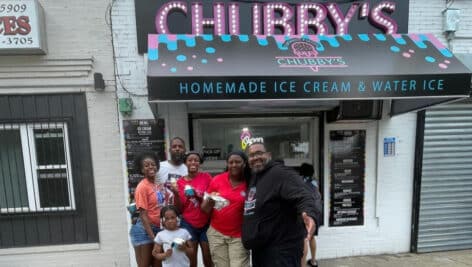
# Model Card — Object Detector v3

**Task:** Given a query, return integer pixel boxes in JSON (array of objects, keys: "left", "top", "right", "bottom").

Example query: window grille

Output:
[
  {"left": 0, "top": 93, "right": 99, "bottom": 248},
  {"left": 0, "top": 122, "right": 75, "bottom": 213}
]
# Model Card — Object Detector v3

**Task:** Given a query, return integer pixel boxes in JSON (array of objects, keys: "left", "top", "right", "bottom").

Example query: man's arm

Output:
[{"left": 280, "top": 170, "right": 322, "bottom": 235}]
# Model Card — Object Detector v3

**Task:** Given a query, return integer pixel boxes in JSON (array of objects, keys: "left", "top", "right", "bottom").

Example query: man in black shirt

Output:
[{"left": 242, "top": 142, "right": 322, "bottom": 266}]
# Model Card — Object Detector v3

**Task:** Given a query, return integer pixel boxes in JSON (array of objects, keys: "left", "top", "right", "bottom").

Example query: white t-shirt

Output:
[
  {"left": 157, "top": 161, "right": 188, "bottom": 184},
  {"left": 154, "top": 228, "right": 192, "bottom": 267}
]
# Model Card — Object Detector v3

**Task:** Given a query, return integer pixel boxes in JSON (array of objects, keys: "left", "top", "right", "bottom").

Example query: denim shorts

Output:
[
  {"left": 180, "top": 218, "right": 209, "bottom": 242},
  {"left": 129, "top": 218, "right": 161, "bottom": 247}
]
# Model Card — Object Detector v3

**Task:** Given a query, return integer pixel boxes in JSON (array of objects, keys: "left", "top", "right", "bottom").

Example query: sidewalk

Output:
[{"left": 319, "top": 249, "right": 472, "bottom": 267}]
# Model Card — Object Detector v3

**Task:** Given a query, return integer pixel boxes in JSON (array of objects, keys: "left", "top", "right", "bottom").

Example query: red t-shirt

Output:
[
  {"left": 206, "top": 172, "right": 247, "bottom": 237},
  {"left": 177, "top": 172, "right": 212, "bottom": 228},
  {"left": 135, "top": 178, "right": 174, "bottom": 227}
]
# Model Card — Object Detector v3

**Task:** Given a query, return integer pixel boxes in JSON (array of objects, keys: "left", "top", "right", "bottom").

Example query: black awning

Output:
[{"left": 147, "top": 34, "right": 471, "bottom": 111}]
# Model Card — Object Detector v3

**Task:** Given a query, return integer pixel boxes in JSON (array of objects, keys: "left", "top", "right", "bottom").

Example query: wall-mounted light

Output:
[
  {"left": 94, "top": 72, "right": 105, "bottom": 91},
  {"left": 443, "top": 8, "right": 460, "bottom": 33}
]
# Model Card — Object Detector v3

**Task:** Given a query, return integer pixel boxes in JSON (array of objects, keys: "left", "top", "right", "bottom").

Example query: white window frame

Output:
[{"left": 0, "top": 122, "right": 76, "bottom": 213}]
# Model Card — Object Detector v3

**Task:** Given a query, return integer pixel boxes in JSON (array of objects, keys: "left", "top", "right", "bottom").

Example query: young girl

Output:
[
  {"left": 153, "top": 205, "right": 193, "bottom": 267},
  {"left": 129, "top": 152, "right": 173, "bottom": 267},
  {"left": 174, "top": 151, "right": 212, "bottom": 267}
]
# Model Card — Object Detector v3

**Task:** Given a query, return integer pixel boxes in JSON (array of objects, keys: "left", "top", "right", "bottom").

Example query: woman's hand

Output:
[
  {"left": 139, "top": 209, "right": 155, "bottom": 240},
  {"left": 201, "top": 192, "right": 217, "bottom": 213},
  {"left": 168, "top": 182, "right": 179, "bottom": 194}
]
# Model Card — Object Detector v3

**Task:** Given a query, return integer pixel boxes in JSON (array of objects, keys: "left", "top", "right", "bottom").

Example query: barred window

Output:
[{"left": 0, "top": 122, "right": 75, "bottom": 213}]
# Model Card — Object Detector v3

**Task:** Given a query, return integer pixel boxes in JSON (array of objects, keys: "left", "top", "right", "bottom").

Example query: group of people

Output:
[{"left": 129, "top": 137, "right": 322, "bottom": 267}]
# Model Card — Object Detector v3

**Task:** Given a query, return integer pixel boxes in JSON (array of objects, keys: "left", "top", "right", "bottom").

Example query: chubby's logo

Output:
[{"left": 276, "top": 39, "right": 347, "bottom": 72}]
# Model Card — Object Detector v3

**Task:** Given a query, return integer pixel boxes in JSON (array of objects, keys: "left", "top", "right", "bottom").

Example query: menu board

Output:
[
  {"left": 202, "top": 147, "right": 221, "bottom": 160},
  {"left": 123, "top": 119, "right": 166, "bottom": 203},
  {"left": 329, "top": 130, "right": 365, "bottom": 227}
]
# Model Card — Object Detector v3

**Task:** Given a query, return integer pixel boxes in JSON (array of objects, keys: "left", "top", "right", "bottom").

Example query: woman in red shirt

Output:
[
  {"left": 202, "top": 151, "right": 250, "bottom": 267},
  {"left": 173, "top": 151, "right": 212, "bottom": 267},
  {"left": 129, "top": 152, "right": 173, "bottom": 267}
]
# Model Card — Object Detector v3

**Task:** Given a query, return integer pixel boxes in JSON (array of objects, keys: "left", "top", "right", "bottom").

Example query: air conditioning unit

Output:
[{"left": 327, "top": 100, "right": 382, "bottom": 123}]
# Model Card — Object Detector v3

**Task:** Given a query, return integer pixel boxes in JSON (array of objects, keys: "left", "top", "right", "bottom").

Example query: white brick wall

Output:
[
  {"left": 111, "top": 0, "right": 190, "bottom": 153},
  {"left": 0, "top": 0, "right": 130, "bottom": 266},
  {"left": 111, "top": 0, "right": 154, "bottom": 119},
  {"left": 410, "top": 0, "right": 472, "bottom": 53}
]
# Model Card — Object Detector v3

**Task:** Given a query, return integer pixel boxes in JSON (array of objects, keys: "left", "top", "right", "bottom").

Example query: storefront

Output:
[
  {"left": 146, "top": 30, "right": 470, "bottom": 250},
  {"left": 113, "top": 0, "right": 472, "bottom": 263},
  {"left": 0, "top": 0, "right": 129, "bottom": 266}
]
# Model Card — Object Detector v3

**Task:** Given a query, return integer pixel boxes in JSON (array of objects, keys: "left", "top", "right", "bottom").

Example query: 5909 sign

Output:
[{"left": 0, "top": 3, "right": 28, "bottom": 13}]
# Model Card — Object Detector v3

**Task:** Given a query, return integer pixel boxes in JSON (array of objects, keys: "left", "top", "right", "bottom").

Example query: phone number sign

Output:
[{"left": 0, "top": 0, "right": 47, "bottom": 54}]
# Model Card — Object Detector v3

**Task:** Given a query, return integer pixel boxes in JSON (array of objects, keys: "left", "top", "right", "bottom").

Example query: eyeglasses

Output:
[{"left": 248, "top": 151, "right": 266, "bottom": 158}]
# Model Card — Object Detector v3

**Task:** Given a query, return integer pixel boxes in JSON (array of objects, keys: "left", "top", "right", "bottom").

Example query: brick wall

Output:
[
  {"left": 410, "top": 0, "right": 472, "bottom": 53},
  {"left": 110, "top": 0, "right": 190, "bottom": 154}
]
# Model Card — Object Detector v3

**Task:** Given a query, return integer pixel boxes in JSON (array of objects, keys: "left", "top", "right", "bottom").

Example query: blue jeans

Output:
[
  {"left": 180, "top": 218, "right": 209, "bottom": 242},
  {"left": 129, "top": 218, "right": 160, "bottom": 247}
]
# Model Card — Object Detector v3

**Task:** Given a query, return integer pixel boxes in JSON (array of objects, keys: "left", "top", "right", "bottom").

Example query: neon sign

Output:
[
  {"left": 240, "top": 128, "right": 264, "bottom": 151},
  {"left": 156, "top": 1, "right": 398, "bottom": 36}
]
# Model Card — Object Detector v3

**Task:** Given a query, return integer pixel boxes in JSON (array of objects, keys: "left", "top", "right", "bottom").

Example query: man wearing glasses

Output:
[{"left": 242, "top": 142, "right": 322, "bottom": 267}]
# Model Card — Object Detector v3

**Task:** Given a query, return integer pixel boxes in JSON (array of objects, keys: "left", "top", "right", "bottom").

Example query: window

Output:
[
  {"left": 193, "top": 116, "right": 318, "bottom": 173},
  {"left": 0, "top": 94, "right": 99, "bottom": 248},
  {"left": 0, "top": 122, "right": 75, "bottom": 213}
]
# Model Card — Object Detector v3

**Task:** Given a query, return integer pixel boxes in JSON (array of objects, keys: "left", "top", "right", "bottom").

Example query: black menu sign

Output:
[
  {"left": 329, "top": 130, "right": 365, "bottom": 227},
  {"left": 123, "top": 119, "right": 166, "bottom": 202},
  {"left": 202, "top": 147, "right": 221, "bottom": 160}
]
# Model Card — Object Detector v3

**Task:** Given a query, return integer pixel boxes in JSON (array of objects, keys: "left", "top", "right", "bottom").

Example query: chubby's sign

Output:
[
  {"left": 135, "top": 0, "right": 409, "bottom": 53},
  {"left": 0, "top": 0, "right": 47, "bottom": 54}
]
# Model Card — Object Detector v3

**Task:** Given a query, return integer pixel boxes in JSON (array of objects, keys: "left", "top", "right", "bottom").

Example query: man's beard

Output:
[
  {"left": 251, "top": 167, "right": 263, "bottom": 174},
  {"left": 250, "top": 159, "right": 269, "bottom": 174},
  {"left": 171, "top": 153, "right": 184, "bottom": 164}
]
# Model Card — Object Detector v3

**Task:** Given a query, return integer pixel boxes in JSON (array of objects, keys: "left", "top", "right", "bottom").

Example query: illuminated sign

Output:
[
  {"left": 0, "top": 0, "right": 47, "bottom": 54},
  {"left": 240, "top": 128, "right": 264, "bottom": 150},
  {"left": 135, "top": 0, "right": 409, "bottom": 53}
]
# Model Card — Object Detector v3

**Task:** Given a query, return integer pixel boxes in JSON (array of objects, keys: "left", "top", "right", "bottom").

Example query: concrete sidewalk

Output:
[{"left": 318, "top": 249, "right": 472, "bottom": 267}]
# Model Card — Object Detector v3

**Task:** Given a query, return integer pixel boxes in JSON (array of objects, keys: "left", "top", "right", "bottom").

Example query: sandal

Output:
[{"left": 307, "top": 259, "right": 318, "bottom": 267}]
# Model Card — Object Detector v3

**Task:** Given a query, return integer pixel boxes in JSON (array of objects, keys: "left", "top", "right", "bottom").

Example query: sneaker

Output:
[{"left": 307, "top": 259, "right": 318, "bottom": 267}]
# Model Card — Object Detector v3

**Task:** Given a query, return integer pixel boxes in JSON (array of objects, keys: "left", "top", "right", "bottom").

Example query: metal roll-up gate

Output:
[{"left": 417, "top": 103, "right": 472, "bottom": 252}]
